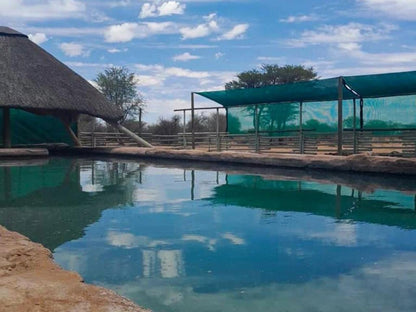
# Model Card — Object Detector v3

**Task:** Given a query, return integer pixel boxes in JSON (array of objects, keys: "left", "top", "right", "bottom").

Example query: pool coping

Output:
[
  {"left": 55, "top": 147, "right": 416, "bottom": 176},
  {"left": 0, "top": 148, "right": 49, "bottom": 158}
]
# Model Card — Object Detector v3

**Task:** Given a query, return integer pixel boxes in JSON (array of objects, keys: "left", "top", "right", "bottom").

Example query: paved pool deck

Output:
[{"left": 65, "top": 147, "right": 416, "bottom": 176}]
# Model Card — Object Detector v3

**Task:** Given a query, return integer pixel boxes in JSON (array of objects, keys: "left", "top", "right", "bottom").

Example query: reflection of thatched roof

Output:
[{"left": 0, "top": 27, "right": 122, "bottom": 122}]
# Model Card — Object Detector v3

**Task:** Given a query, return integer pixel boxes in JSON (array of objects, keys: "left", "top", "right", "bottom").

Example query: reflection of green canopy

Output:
[
  {"left": 196, "top": 71, "right": 416, "bottom": 107},
  {"left": 0, "top": 159, "right": 133, "bottom": 250},
  {"left": 211, "top": 175, "right": 416, "bottom": 229}
]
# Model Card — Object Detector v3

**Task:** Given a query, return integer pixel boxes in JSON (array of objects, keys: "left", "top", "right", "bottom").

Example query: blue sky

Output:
[{"left": 2, "top": 0, "right": 416, "bottom": 122}]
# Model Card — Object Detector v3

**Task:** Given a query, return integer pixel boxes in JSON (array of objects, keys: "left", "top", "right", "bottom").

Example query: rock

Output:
[{"left": 0, "top": 225, "right": 150, "bottom": 312}]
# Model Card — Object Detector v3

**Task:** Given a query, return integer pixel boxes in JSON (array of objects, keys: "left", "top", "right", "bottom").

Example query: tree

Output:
[
  {"left": 95, "top": 66, "right": 144, "bottom": 123},
  {"left": 225, "top": 64, "right": 317, "bottom": 132},
  {"left": 225, "top": 64, "right": 317, "bottom": 90},
  {"left": 147, "top": 116, "right": 182, "bottom": 135}
]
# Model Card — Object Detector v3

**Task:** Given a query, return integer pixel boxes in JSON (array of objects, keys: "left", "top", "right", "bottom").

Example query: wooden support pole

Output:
[
  {"left": 64, "top": 122, "right": 82, "bottom": 147},
  {"left": 337, "top": 77, "right": 344, "bottom": 155},
  {"left": 3, "top": 108, "right": 11, "bottom": 148},
  {"left": 110, "top": 122, "right": 153, "bottom": 148},
  {"left": 191, "top": 92, "right": 195, "bottom": 149}
]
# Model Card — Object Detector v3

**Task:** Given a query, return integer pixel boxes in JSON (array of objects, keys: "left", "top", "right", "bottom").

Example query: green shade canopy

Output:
[{"left": 196, "top": 71, "right": 416, "bottom": 107}]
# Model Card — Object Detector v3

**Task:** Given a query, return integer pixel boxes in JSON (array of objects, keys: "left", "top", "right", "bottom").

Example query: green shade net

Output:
[
  {"left": 0, "top": 109, "right": 76, "bottom": 146},
  {"left": 198, "top": 71, "right": 416, "bottom": 135},
  {"left": 197, "top": 71, "right": 416, "bottom": 107}
]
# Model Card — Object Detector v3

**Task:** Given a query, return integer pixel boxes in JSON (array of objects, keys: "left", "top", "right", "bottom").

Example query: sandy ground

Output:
[{"left": 0, "top": 225, "right": 150, "bottom": 312}]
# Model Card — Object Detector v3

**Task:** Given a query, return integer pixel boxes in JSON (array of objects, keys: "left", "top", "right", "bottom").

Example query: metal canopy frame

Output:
[{"left": 179, "top": 74, "right": 372, "bottom": 155}]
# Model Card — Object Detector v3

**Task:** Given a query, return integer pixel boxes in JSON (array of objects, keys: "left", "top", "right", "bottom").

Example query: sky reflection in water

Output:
[{"left": 1, "top": 158, "right": 416, "bottom": 312}]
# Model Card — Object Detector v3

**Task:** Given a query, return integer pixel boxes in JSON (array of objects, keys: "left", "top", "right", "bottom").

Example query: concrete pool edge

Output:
[
  {"left": 0, "top": 148, "right": 49, "bottom": 158},
  {"left": 61, "top": 147, "right": 416, "bottom": 176},
  {"left": 0, "top": 225, "right": 150, "bottom": 312}
]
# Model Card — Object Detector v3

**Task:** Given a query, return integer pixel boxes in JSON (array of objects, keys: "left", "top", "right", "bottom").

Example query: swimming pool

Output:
[{"left": 1, "top": 157, "right": 416, "bottom": 312}]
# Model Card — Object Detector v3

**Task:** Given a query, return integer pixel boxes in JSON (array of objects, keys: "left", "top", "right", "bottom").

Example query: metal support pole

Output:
[
  {"left": 299, "top": 102, "right": 304, "bottom": 154},
  {"left": 336, "top": 185, "right": 342, "bottom": 218},
  {"left": 360, "top": 98, "right": 364, "bottom": 130},
  {"left": 225, "top": 108, "right": 229, "bottom": 133},
  {"left": 183, "top": 110, "right": 186, "bottom": 148},
  {"left": 216, "top": 108, "right": 220, "bottom": 151},
  {"left": 3, "top": 108, "right": 11, "bottom": 148},
  {"left": 353, "top": 98, "right": 357, "bottom": 154},
  {"left": 255, "top": 104, "right": 260, "bottom": 153},
  {"left": 191, "top": 92, "right": 195, "bottom": 149},
  {"left": 337, "top": 77, "right": 344, "bottom": 155},
  {"left": 191, "top": 170, "right": 195, "bottom": 200}
]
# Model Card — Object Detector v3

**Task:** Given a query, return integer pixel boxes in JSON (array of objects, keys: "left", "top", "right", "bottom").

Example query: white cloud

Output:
[
  {"left": 215, "top": 52, "right": 224, "bottom": 59},
  {"left": 28, "top": 33, "right": 48, "bottom": 45},
  {"left": 107, "top": 48, "right": 128, "bottom": 53},
  {"left": 158, "top": 1, "right": 186, "bottom": 16},
  {"left": 133, "top": 62, "right": 235, "bottom": 121},
  {"left": 104, "top": 22, "right": 178, "bottom": 42},
  {"left": 59, "top": 42, "right": 87, "bottom": 57},
  {"left": 180, "top": 24, "right": 213, "bottom": 40},
  {"left": 23, "top": 26, "right": 103, "bottom": 37},
  {"left": 139, "top": 3, "right": 157, "bottom": 18},
  {"left": 280, "top": 14, "right": 319, "bottom": 23},
  {"left": 218, "top": 23, "right": 249, "bottom": 40},
  {"left": 0, "top": 0, "right": 86, "bottom": 20},
  {"left": 106, "top": 252, "right": 416, "bottom": 312},
  {"left": 222, "top": 233, "right": 245, "bottom": 245},
  {"left": 257, "top": 56, "right": 286, "bottom": 63},
  {"left": 179, "top": 13, "right": 219, "bottom": 39},
  {"left": 104, "top": 22, "right": 139, "bottom": 42},
  {"left": 337, "top": 42, "right": 416, "bottom": 66},
  {"left": 65, "top": 61, "right": 113, "bottom": 68},
  {"left": 287, "top": 23, "right": 395, "bottom": 47},
  {"left": 360, "top": 0, "right": 416, "bottom": 21},
  {"left": 139, "top": 1, "right": 186, "bottom": 18},
  {"left": 106, "top": 231, "right": 167, "bottom": 249},
  {"left": 173, "top": 52, "right": 201, "bottom": 62},
  {"left": 136, "top": 75, "right": 162, "bottom": 86}
]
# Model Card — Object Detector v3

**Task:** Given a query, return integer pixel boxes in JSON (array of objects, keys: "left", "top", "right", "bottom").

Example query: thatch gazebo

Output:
[{"left": 0, "top": 26, "right": 151, "bottom": 148}]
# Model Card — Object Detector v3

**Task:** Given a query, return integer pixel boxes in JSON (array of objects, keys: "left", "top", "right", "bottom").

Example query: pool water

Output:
[{"left": 1, "top": 157, "right": 416, "bottom": 312}]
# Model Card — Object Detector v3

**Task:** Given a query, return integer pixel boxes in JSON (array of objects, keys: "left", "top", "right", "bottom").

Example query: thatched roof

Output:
[{"left": 0, "top": 26, "right": 123, "bottom": 122}]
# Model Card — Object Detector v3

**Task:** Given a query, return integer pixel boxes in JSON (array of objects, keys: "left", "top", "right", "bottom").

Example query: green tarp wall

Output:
[{"left": 0, "top": 109, "right": 76, "bottom": 146}]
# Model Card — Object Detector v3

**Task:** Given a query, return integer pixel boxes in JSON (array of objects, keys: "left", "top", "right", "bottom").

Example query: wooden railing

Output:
[{"left": 79, "top": 129, "right": 416, "bottom": 157}]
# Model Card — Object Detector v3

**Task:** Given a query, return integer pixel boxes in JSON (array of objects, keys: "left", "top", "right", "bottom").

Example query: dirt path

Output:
[{"left": 0, "top": 225, "right": 150, "bottom": 312}]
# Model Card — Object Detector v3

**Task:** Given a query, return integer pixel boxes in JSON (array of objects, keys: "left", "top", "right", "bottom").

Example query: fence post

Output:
[
  {"left": 255, "top": 104, "right": 260, "bottom": 153},
  {"left": 183, "top": 110, "right": 187, "bottom": 148},
  {"left": 353, "top": 98, "right": 357, "bottom": 154},
  {"left": 216, "top": 108, "right": 220, "bottom": 151},
  {"left": 337, "top": 77, "right": 344, "bottom": 155},
  {"left": 191, "top": 93, "right": 196, "bottom": 149},
  {"left": 92, "top": 132, "right": 96, "bottom": 147},
  {"left": 299, "top": 102, "right": 304, "bottom": 154}
]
